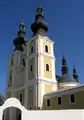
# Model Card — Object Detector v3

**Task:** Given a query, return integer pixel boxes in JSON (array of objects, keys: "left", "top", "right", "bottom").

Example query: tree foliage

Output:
[{"left": 0, "top": 93, "right": 5, "bottom": 106}]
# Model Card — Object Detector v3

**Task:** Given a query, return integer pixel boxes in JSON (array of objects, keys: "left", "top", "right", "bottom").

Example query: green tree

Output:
[{"left": 0, "top": 93, "right": 5, "bottom": 106}]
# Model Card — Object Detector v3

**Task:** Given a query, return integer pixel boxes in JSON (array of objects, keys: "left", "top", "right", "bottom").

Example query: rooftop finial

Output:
[
  {"left": 18, "top": 20, "right": 25, "bottom": 36},
  {"left": 61, "top": 56, "right": 68, "bottom": 75}
]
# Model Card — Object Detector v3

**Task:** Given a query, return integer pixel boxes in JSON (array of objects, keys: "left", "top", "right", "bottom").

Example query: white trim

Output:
[
  {"left": 52, "top": 58, "right": 56, "bottom": 82},
  {"left": 40, "top": 55, "right": 44, "bottom": 77},
  {"left": 24, "top": 86, "right": 28, "bottom": 108},
  {"left": 40, "top": 38, "right": 43, "bottom": 52},
  {"left": 41, "top": 83, "right": 44, "bottom": 107},
  {"left": 38, "top": 51, "right": 56, "bottom": 60},
  {"left": 52, "top": 83, "right": 57, "bottom": 91},
  {"left": 61, "top": 83, "right": 79, "bottom": 87},
  {"left": 69, "top": 93, "right": 76, "bottom": 105},
  {"left": 27, "top": 50, "right": 56, "bottom": 61},
  {"left": 34, "top": 56, "right": 37, "bottom": 78},
  {"left": 51, "top": 43, "right": 53, "bottom": 56},
  {"left": 38, "top": 76, "right": 57, "bottom": 84},
  {"left": 33, "top": 84, "right": 37, "bottom": 107},
  {"left": 44, "top": 84, "right": 84, "bottom": 99}
]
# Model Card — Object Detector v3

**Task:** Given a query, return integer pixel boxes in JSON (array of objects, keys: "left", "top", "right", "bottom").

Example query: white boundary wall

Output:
[{"left": 0, "top": 98, "right": 84, "bottom": 120}]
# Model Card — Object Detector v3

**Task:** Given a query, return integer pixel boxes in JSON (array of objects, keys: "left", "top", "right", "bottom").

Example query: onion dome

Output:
[
  {"left": 13, "top": 21, "right": 26, "bottom": 51},
  {"left": 58, "top": 74, "right": 77, "bottom": 83},
  {"left": 59, "top": 56, "right": 77, "bottom": 83},
  {"left": 31, "top": 8, "right": 48, "bottom": 36}
]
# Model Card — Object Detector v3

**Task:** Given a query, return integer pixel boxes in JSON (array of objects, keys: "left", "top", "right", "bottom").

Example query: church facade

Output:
[{"left": 4, "top": 7, "right": 84, "bottom": 120}]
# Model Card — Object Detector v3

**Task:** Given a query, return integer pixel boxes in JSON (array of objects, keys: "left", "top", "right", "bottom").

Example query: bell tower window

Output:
[
  {"left": 45, "top": 45, "right": 48, "bottom": 53},
  {"left": 46, "top": 64, "right": 49, "bottom": 71},
  {"left": 31, "top": 46, "right": 33, "bottom": 53}
]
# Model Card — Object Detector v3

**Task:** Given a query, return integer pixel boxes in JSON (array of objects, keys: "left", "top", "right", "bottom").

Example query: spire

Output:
[
  {"left": 61, "top": 56, "right": 68, "bottom": 75},
  {"left": 73, "top": 67, "right": 79, "bottom": 82},
  {"left": 18, "top": 20, "right": 25, "bottom": 37},
  {"left": 31, "top": 8, "right": 48, "bottom": 36},
  {"left": 13, "top": 21, "right": 26, "bottom": 52}
]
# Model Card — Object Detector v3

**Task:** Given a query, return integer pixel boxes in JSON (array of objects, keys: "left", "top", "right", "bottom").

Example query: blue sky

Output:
[{"left": 0, "top": 0, "right": 84, "bottom": 95}]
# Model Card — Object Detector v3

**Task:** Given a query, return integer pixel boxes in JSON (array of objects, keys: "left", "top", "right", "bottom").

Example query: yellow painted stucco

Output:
[
  {"left": 44, "top": 56, "right": 52, "bottom": 79},
  {"left": 42, "top": 90, "right": 84, "bottom": 110},
  {"left": 44, "top": 83, "right": 53, "bottom": 93},
  {"left": 28, "top": 58, "right": 34, "bottom": 80}
]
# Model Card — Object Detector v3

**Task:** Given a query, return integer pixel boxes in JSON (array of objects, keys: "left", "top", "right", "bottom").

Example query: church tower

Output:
[
  {"left": 28, "top": 8, "right": 57, "bottom": 108},
  {"left": 5, "top": 7, "right": 57, "bottom": 115}
]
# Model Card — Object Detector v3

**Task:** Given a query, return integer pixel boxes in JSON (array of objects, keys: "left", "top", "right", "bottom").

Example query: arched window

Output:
[
  {"left": 30, "top": 65, "right": 32, "bottom": 71},
  {"left": 45, "top": 45, "right": 48, "bottom": 53},
  {"left": 46, "top": 64, "right": 49, "bottom": 71}
]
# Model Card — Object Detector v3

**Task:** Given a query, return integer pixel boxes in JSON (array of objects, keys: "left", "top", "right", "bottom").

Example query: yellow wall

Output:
[
  {"left": 28, "top": 58, "right": 34, "bottom": 80},
  {"left": 42, "top": 90, "right": 84, "bottom": 110},
  {"left": 44, "top": 83, "right": 52, "bottom": 94},
  {"left": 44, "top": 56, "right": 52, "bottom": 79}
]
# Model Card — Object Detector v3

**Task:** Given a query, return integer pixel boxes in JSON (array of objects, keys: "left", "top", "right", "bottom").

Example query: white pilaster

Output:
[
  {"left": 40, "top": 55, "right": 44, "bottom": 77},
  {"left": 52, "top": 83, "right": 57, "bottom": 91},
  {"left": 33, "top": 83, "right": 37, "bottom": 107},
  {"left": 51, "top": 43, "right": 54, "bottom": 56},
  {"left": 40, "top": 38, "right": 43, "bottom": 52},
  {"left": 18, "top": 54, "right": 20, "bottom": 65},
  {"left": 52, "top": 58, "right": 57, "bottom": 83},
  {"left": 24, "top": 56, "right": 28, "bottom": 108},
  {"left": 41, "top": 82, "right": 44, "bottom": 107}
]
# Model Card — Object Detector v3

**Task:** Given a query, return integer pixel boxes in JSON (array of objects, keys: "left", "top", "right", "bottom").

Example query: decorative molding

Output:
[{"left": 44, "top": 84, "right": 84, "bottom": 99}]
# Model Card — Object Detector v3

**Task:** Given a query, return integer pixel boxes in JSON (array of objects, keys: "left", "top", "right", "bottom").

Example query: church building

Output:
[{"left": 4, "top": 7, "right": 84, "bottom": 120}]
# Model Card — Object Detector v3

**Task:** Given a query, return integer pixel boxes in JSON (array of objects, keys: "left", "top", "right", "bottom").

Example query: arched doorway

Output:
[{"left": 2, "top": 107, "right": 21, "bottom": 120}]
